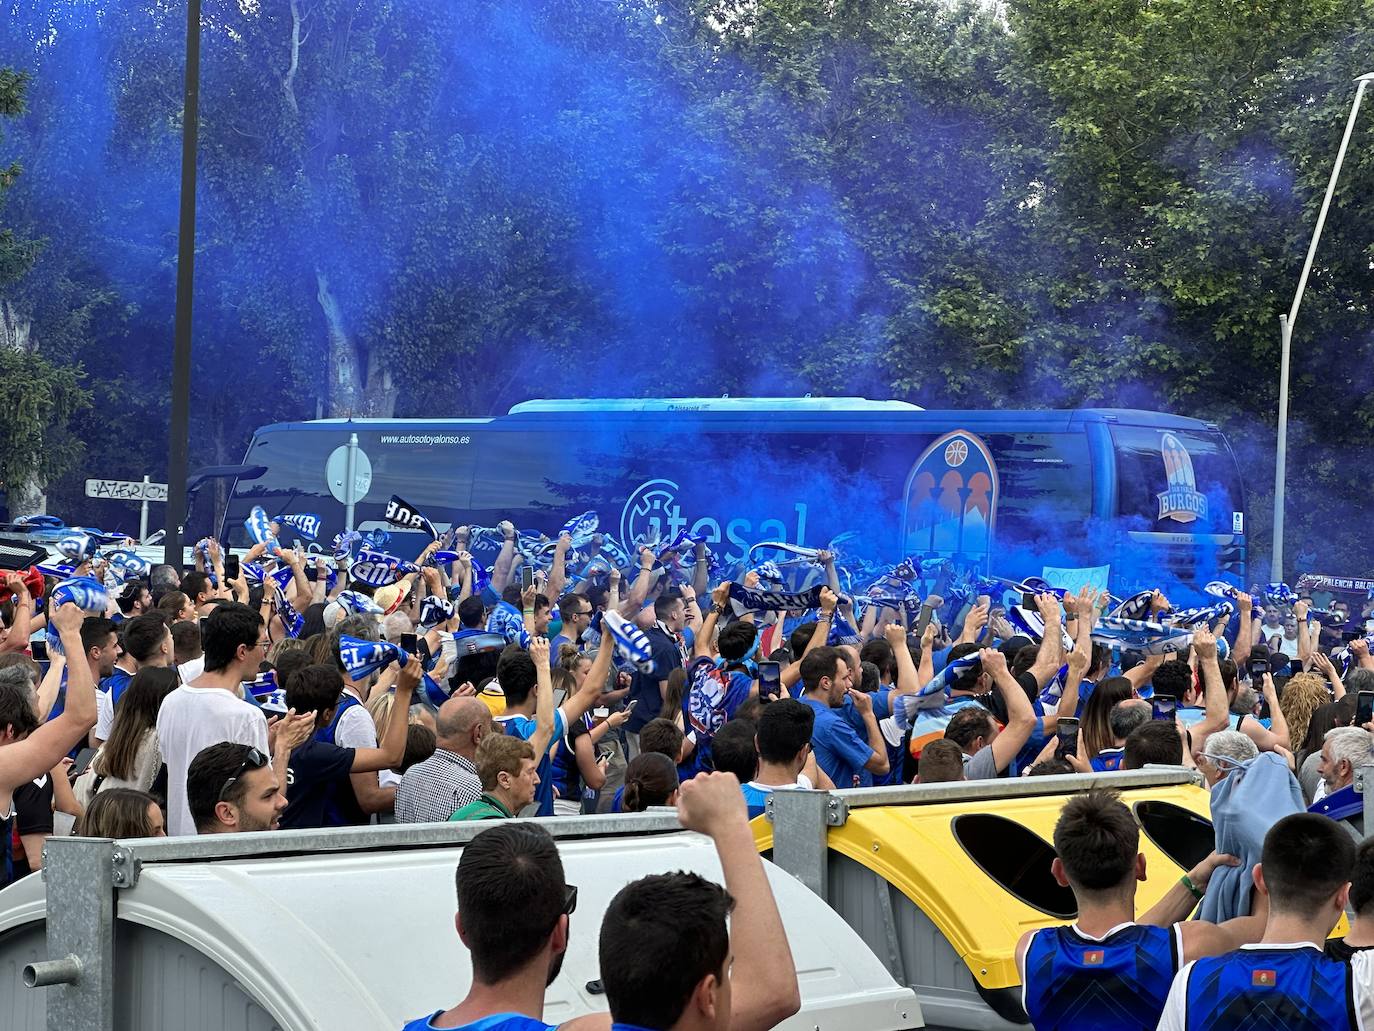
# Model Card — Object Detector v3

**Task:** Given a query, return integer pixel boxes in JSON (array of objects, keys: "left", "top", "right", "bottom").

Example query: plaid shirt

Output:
[{"left": 395, "top": 749, "right": 482, "bottom": 823}]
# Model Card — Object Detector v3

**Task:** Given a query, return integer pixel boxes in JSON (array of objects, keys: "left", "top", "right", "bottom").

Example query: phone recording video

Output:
[
  {"left": 1357, "top": 690, "right": 1374, "bottom": 728},
  {"left": 757, "top": 660, "right": 782, "bottom": 699},
  {"left": 1151, "top": 696, "right": 1177, "bottom": 722}
]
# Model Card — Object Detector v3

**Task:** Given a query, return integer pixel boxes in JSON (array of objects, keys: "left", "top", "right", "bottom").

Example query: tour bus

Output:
[{"left": 220, "top": 398, "right": 1247, "bottom": 595}]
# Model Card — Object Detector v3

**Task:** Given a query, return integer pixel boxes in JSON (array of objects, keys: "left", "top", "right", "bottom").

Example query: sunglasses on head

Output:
[{"left": 219, "top": 747, "right": 269, "bottom": 802}]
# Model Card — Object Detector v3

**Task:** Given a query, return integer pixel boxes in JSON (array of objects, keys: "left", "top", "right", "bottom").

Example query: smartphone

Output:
[
  {"left": 1357, "top": 691, "right": 1374, "bottom": 728},
  {"left": 915, "top": 601, "right": 936, "bottom": 640},
  {"left": 624, "top": 698, "right": 639, "bottom": 715},
  {"left": 520, "top": 565, "right": 534, "bottom": 593},
  {"left": 400, "top": 632, "right": 419, "bottom": 656},
  {"left": 68, "top": 747, "right": 98, "bottom": 780},
  {"left": 1247, "top": 657, "right": 1270, "bottom": 678},
  {"left": 1152, "top": 696, "right": 1177, "bottom": 721},
  {"left": 224, "top": 554, "right": 241, "bottom": 581},
  {"left": 757, "top": 660, "right": 782, "bottom": 699},
  {"left": 30, "top": 639, "right": 48, "bottom": 662},
  {"left": 1022, "top": 591, "right": 1038, "bottom": 610},
  {"left": 1056, "top": 717, "right": 1080, "bottom": 758}
]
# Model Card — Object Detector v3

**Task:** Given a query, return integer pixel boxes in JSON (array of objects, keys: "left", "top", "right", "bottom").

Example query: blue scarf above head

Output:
[
  {"left": 716, "top": 636, "right": 760, "bottom": 676},
  {"left": 728, "top": 582, "right": 825, "bottom": 614}
]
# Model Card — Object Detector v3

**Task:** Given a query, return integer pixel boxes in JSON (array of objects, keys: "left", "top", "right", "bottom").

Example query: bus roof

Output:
[{"left": 251, "top": 403, "right": 1218, "bottom": 435}]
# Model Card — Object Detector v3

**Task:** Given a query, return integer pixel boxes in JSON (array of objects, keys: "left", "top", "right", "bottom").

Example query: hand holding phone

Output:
[
  {"left": 1357, "top": 690, "right": 1374, "bottom": 728},
  {"left": 1056, "top": 716, "right": 1080, "bottom": 759},
  {"left": 1152, "top": 696, "right": 1177, "bottom": 721},
  {"left": 757, "top": 660, "right": 782, "bottom": 699}
]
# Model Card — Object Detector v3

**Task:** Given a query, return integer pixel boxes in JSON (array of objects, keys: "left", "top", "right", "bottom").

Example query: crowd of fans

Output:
[{"left": 4, "top": 514, "right": 1374, "bottom": 1029}]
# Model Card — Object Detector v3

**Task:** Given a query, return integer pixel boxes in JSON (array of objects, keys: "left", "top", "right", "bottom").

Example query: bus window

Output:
[{"left": 1111, "top": 426, "right": 1244, "bottom": 536}]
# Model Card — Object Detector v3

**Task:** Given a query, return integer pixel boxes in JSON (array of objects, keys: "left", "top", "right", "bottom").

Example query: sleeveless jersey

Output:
[
  {"left": 1022, "top": 922, "right": 1179, "bottom": 1030},
  {"left": 1181, "top": 945, "right": 1354, "bottom": 1031}
]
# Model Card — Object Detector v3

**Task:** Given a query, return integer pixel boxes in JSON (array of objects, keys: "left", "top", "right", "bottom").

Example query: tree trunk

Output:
[
  {"left": 0, "top": 298, "right": 32, "bottom": 352},
  {"left": 316, "top": 269, "right": 363, "bottom": 416},
  {"left": 9, "top": 478, "right": 45, "bottom": 517}
]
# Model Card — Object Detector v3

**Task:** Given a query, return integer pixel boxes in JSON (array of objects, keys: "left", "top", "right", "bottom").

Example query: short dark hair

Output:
[
  {"left": 200, "top": 603, "right": 264, "bottom": 673},
  {"left": 116, "top": 578, "right": 149, "bottom": 614},
  {"left": 917, "top": 738, "right": 965, "bottom": 783},
  {"left": 284, "top": 664, "right": 345, "bottom": 717},
  {"left": 181, "top": 570, "right": 213, "bottom": 603},
  {"left": 1150, "top": 660, "right": 1193, "bottom": 701},
  {"left": 0, "top": 676, "right": 39, "bottom": 739},
  {"left": 1121, "top": 721, "right": 1183, "bottom": 769},
  {"left": 860, "top": 638, "right": 896, "bottom": 682},
  {"left": 123, "top": 612, "right": 170, "bottom": 664},
  {"left": 399, "top": 723, "right": 437, "bottom": 773},
  {"left": 558, "top": 595, "right": 590, "bottom": 623},
  {"left": 187, "top": 742, "right": 258, "bottom": 832},
  {"left": 757, "top": 698, "right": 814, "bottom": 765},
  {"left": 717, "top": 620, "right": 758, "bottom": 664},
  {"left": 1053, "top": 789, "right": 1139, "bottom": 892},
  {"left": 457, "top": 822, "right": 568, "bottom": 984},
  {"left": 532, "top": 593, "right": 551, "bottom": 616},
  {"left": 171, "top": 619, "right": 202, "bottom": 662},
  {"left": 1350, "top": 838, "right": 1374, "bottom": 915},
  {"left": 457, "top": 595, "right": 485, "bottom": 628},
  {"left": 496, "top": 646, "right": 538, "bottom": 706},
  {"left": 80, "top": 616, "right": 119, "bottom": 656},
  {"left": 638, "top": 718, "right": 684, "bottom": 760},
  {"left": 500, "top": 584, "right": 523, "bottom": 607},
  {"left": 1029, "top": 758, "right": 1074, "bottom": 776},
  {"left": 1261, "top": 813, "right": 1356, "bottom": 915},
  {"left": 710, "top": 718, "right": 758, "bottom": 782},
  {"left": 799, "top": 646, "right": 843, "bottom": 694},
  {"left": 653, "top": 593, "right": 682, "bottom": 622},
  {"left": 944, "top": 706, "right": 994, "bottom": 749},
  {"left": 788, "top": 621, "right": 819, "bottom": 657},
  {"left": 599, "top": 872, "right": 734, "bottom": 1029}
]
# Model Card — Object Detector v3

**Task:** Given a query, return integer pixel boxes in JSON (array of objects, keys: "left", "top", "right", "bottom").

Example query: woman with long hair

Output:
[
  {"left": 1079, "top": 676, "right": 1137, "bottom": 761},
  {"left": 75, "top": 788, "right": 165, "bottom": 838},
  {"left": 1279, "top": 672, "right": 1332, "bottom": 761},
  {"left": 79, "top": 667, "right": 179, "bottom": 804},
  {"left": 621, "top": 751, "right": 680, "bottom": 812}
]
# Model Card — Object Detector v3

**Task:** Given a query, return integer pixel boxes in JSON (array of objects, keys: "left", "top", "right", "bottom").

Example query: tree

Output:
[{"left": 0, "top": 64, "right": 91, "bottom": 514}]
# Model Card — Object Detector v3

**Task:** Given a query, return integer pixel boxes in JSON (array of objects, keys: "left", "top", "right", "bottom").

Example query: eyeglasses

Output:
[{"left": 219, "top": 747, "right": 269, "bottom": 802}]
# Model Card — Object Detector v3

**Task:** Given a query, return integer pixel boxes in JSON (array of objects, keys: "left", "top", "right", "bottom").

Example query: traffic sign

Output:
[{"left": 85, "top": 478, "right": 168, "bottom": 502}]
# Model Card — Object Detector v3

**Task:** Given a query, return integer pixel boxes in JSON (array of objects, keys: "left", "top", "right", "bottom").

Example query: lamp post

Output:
[
  {"left": 163, "top": 0, "right": 201, "bottom": 568},
  {"left": 1272, "top": 72, "right": 1374, "bottom": 583}
]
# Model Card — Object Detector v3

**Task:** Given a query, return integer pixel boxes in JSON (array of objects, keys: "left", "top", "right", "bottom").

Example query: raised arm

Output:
[
  {"left": 350, "top": 656, "right": 421, "bottom": 772},
  {"left": 547, "top": 533, "right": 571, "bottom": 602},
  {"left": 780, "top": 587, "right": 837, "bottom": 690},
  {"left": 490, "top": 520, "right": 518, "bottom": 594},
  {"left": 1239, "top": 673, "right": 1288, "bottom": 752},
  {"left": 1025, "top": 592, "right": 1066, "bottom": 689},
  {"left": 676, "top": 772, "right": 801, "bottom": 1031},
  {"left": 691, "top": 540, "right": 710, "bottom": 598},
  {"left": 0, "top": 573, "right": 33, "bottom": 653},
  {"left": 559, "top": 635, "right": 615, "bottom": 726},
  {"left": 0, "top": 604, "right": 96, "bottom": 793},
  {"left": 887, "top": 622, "right": 919, "bottom": 698},
  {"left": 983, "top": 647, "right": 1036, "bottom": 775},
  {"left": 695, "top": 583, "right": 729, "bottom": 660},
  {"left": 1192, "top": 628, "right": 1229, "bottom": 741},
  {"left": 1294, "top": 600, "right": 1315, "bottom": 670},
  {"left": 621, "top": 548, "right": 658, "bottom": 614}
]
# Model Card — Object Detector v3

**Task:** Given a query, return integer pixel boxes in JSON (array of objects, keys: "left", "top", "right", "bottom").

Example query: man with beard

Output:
[{"left": 187, "top": 742, "right": 289, "bottom": 834}]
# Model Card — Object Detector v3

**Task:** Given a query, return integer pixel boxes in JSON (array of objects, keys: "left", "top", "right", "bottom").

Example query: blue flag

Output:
[{"left": 278, "top": 513, "right": 322, "bottom": 541}]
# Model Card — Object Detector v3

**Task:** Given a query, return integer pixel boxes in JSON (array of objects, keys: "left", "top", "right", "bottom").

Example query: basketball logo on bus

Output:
[
  {"left": 900, "top": 430, "right": 998, "bottom": 563},
  {"left": 620, "top": 478, "right": 681, "bottom": 546},
  {"left": 1156, "top": 433, "right": 1208, "bottom": 524}
]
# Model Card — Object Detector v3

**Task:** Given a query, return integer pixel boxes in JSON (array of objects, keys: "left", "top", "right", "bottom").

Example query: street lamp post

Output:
[
  {"left": 1272, "top": 72, "right": 1374, "bottom": 584},
  {"left": 163, "top": 0, "right": 201, "bottom": 568}
]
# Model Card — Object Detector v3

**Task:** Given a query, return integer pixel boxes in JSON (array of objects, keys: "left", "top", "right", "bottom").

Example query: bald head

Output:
[{"left": 436, "top": 696, "right": 492, "bottom": 756}]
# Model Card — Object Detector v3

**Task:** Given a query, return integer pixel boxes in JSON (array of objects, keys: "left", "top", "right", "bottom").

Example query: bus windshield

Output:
[{"left": 1111, "top": 425, "right": 1244, "bottom": 536}]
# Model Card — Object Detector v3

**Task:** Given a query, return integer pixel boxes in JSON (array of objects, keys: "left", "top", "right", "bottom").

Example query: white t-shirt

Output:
[
  {"left": 335, "top": 695, "right": 397, "bottom": 794},
  {"left": 1157, "top": 943, "right": 1374, "bottom": 1031},
  {"left": 178, "top": 656, "right": 206, "bottom": 685},
  {"left": 157, "top": 684, "right": 271, "bottom": 836},
  {"left": 95, "top": 688, "right": 115, "bottom": 743}
]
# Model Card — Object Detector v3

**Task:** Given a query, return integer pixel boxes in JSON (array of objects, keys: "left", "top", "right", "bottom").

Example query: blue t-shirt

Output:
[
  {"left": 800, "top": 696, "right": 873, "bottom": 790},
  {"left": 547, "top": 635, "right": 573, "bottom": 663},
  {"left": 100, "top": 666, "right": 134, "bottom": 706},
  {"left": 1091, "top": 747, "right": 1125, "bottom": 772},
  {"left": 400, "top": 1013, "right": 555, "bottom": 1031},
  {"left": 1023, "top": 922, "right": 1178, "bottom": 1031},
  {"left": 496, "top": 710, "right": 568, "bottom": 817}
]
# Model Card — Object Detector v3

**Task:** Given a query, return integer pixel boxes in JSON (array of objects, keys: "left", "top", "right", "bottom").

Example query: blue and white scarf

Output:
[
  {"left": 602, "top": 610, "right": 655, "bottom": 673},
  {"left": 338, "top": 635, "right": 411, "bottom": 681}
]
